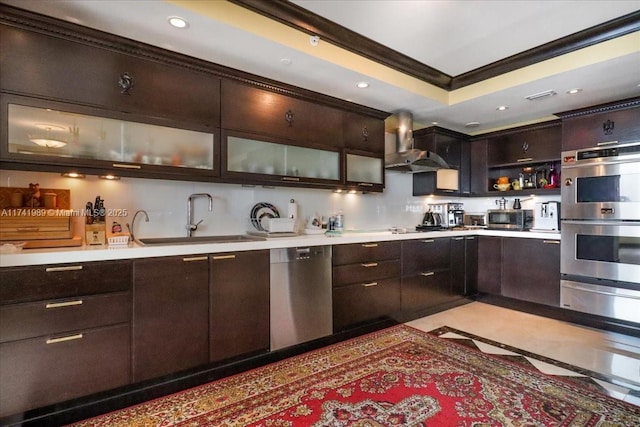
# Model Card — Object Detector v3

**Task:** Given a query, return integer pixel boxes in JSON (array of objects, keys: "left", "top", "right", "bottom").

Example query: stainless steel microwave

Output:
[{"left": 486, "top": 209, "right": 533, "bottom": 231}]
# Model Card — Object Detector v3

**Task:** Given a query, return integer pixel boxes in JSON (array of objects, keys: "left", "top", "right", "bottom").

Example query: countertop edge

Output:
[{"left": 0, "top": 229, "right": 560, "bottom": 267}]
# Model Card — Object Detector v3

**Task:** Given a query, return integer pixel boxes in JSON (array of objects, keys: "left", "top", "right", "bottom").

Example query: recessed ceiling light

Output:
[
  {"left": 496, "top": 106, "right": 509, "bottom": 111},
  {"left": 168, "top": 16, "right": 188, "bottom": 29},
  {"left": 465, "top": 122, "right": 480, "bottom": 128},
  {"left": 280, "top": 58, "right": 292, "bottom": 66},
  {"left": 431, "top": 121, "right": 439, "bottom": 125},
  {"left": 566, "top": 88, "right": 582, "bottom": 94},
  {"left": 356, "top": 82, "right": 369, "bottom": 89}
]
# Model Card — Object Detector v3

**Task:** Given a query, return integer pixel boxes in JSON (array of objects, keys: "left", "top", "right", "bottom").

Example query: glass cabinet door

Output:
[
  {"left": 225, "top": 134, "right": 340, "bottom": 183},
  {"left": 6, "top": 102, "right": 215, "bottom": 172},
  {"left": 346, "top": 153, "right": 384, "bottom": 190}
]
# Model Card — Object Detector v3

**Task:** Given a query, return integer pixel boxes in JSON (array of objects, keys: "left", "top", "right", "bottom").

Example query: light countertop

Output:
[{"left": 0, "top": 229, "right": 560, "bottom": 268}]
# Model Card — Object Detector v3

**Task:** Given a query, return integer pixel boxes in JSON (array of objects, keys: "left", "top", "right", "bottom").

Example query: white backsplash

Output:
[{"left": 0, "top": 169, "right": 560, "bottom": 237}]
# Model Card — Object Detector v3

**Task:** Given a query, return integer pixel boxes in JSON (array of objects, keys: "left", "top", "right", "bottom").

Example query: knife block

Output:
[{"left": 85, "top": 222, "right": 106, "bottom": 245}]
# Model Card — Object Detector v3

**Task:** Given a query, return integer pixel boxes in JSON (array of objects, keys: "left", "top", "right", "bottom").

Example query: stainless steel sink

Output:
[{"left": 137, "top": 235, "right": 266, "bottom": 245}]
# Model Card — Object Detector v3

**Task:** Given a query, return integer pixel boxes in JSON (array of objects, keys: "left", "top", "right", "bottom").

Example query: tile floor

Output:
[{"left": 407, "top": 301, "right": 640, "bottom": 406}]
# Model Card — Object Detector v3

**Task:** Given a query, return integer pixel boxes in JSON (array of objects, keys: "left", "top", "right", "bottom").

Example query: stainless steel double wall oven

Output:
[{"left": 560, "top": 141, "right": 640, "bottom": 324}]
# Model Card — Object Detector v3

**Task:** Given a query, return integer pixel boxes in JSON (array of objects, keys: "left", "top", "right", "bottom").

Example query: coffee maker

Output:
[
  {"left": 428, "top": 203, "right": 464, "bottom": 228},
  {"left": 533, "top": 202, "right": 560, "bottom": 231}
]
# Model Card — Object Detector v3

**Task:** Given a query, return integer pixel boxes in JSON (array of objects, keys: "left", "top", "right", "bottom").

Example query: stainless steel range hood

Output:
[{"left": 385, "top": 111, "right": 450, "bottom": 173}]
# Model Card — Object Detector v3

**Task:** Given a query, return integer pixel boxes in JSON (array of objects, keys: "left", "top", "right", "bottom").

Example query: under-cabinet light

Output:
[
  {"left": 61, "top": 172, "right": 86, "bottom": 179},
  {"left": 99, "top": 174, "right": 120, "bottom": 180}
]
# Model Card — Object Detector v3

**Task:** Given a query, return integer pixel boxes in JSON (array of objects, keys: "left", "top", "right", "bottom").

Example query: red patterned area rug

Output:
[{"left": 70, "top": 325, "right": 640, "bottom": 426}]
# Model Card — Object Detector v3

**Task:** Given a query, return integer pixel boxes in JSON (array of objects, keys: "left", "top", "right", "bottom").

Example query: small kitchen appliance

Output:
[
  {"left": 486, "top": 209, "right": 533, "bottom": 231},
  {"left": 532, "top": 201, "right": 560, "bottom": 232},
  {"left": 424, "top": 203, "right": 464, "bottom": 229}
]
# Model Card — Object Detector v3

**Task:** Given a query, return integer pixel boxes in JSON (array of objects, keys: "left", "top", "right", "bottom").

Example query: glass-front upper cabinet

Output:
[
  {"left": 345, "top": 152, "right": 384, "bottom": 192},
  {"left": 2, "top": 96, "right": 217, "bottom": 177},
  {"left": 223, "top": 131, "right": 341, "bottom": 185}
]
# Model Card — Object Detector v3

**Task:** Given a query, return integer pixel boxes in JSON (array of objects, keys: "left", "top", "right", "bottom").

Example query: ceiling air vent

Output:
[{"left": 525, "top": 90, "right": 557, "bottom": 101}]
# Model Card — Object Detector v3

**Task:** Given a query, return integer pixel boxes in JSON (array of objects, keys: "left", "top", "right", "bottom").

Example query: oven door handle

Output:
[
  {"left": 562, "top": 282, "right": 640, "bottom": 299},
  {"left": 561, "top": 220, "right": 640, "bottom": 227}
]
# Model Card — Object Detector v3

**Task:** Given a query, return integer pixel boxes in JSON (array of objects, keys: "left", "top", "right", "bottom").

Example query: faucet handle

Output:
[{"left": 188, "top": 219, "right": 204, "bottom": 231}]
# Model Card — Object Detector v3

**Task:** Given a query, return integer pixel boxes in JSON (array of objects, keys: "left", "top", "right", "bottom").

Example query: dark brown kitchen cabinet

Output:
[
  {"left": 558, "top": 97, "right": 640, "bottom": 151},
  {"left": 451, "top": 236, "right": 478, "bottom": 297},
  {"left": 401, "top": 238, "right": 452, "bottom": 316},
  {"left": 469, "top": 138, "right": 489, "bottom": 195},
  {"left": 332, "top": 241, "right": 401, "bottom": 331},
  {"left": 0, "top": 23, "right": 220, "bottom": 128},
  {"left": 412, "top": 126, "right": 469, "bottom": 196},
  {"left": 343, "top": 111, "right": 385, "bottom": 153},
  {"left": 476, "top": 236, "right": 502, "bottom": 295},
  {"left": 487, "top": 121, "right": 561, "bottom": 166},
  {"left": 133, "top": 255, "right": 209, "bottom": 382},
  {"left": 501, "top": 237, "right": 560, "bottom": 306},
  {"left": 0, "top": 260, "right": 132, "bottom": 418},
  {"left": 221, "top": 79, "right": 344, "bottom": 147},
  {"left": 221, "top": 129, "right": 342, "bottom": 187},
  {"left": 209, "top": 250, "right": 270, "bottom": 362},
  {"left": 484, "top": 121, "right": 561, "bottom": 196}
]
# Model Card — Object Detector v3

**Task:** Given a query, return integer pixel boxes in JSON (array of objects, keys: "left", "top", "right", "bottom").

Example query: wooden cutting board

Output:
[{"left": 23, "top": 236, "right": 82, "bottom": 249}]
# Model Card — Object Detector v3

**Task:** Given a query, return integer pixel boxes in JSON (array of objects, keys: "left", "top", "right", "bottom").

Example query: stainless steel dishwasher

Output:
[{"left": 270, "top": 246, "right": 332, "bottom": 350}]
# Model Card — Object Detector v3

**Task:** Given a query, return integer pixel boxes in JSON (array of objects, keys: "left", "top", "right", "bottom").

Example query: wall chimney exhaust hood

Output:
[{"left": 385, "top": 111, "right": 451, "bottom": 173}]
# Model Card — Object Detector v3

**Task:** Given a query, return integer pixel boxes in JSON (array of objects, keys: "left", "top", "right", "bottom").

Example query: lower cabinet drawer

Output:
[
  {"left": 0, "top": 323, "right": 130, "bottom": 418},
  {"left": 401, "top": 270, "right": 451, "bottom": 314},
  {"left": 332, "top": 259, "right": 400, "bottom": 287},
  {"left": 333, "top": 278, "right": 400, "bottom": 332},
  {"left": 0, "top": 292, "right": 131, "bottom": 343}
]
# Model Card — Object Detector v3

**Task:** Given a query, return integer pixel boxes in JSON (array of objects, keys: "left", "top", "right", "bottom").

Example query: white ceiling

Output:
[{"left": 2, "top": 0, "right": 640, "bottom": 134}]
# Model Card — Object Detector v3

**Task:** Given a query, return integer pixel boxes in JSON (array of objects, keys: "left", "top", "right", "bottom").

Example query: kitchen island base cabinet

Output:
[
  {"left": 209, "top": 250, "right": 270, "bottom": 362},
  {"left": 133, "top": 256, "right": 209, "bottom": 383},
  {"left": 502, "top": 237, "right": 561, "bottom": 306}
]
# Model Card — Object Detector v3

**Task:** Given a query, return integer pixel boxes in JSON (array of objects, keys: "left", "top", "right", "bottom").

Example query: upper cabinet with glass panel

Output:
[
  {"left": 4, "top": 100, "right": 216, "bottom": 175},
  {"left": 224, "top": 132, "right": 340, "bottom": 185}
]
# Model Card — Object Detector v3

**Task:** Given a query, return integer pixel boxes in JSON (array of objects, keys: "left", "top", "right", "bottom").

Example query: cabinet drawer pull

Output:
[
  {"left": 46, "top": 334, "right": 83, "bottom": 344},
  {"left": 212, "top": 254, "right": 236, "bottom": 260},
  {"left": 597, "top": 140, "right": 618, "bottom": 146},
  {"left": 112, "top": 163, "right": 142, "bottom": 169},
  {"left": 452, "top": 237, "right": 464, "bottom": 240},
  {"left": 45, "top": 265, "right": 83, "bottom": 272},
  {"left": 362, "top": 282, "right": 378, "bottom": 287},
  {"left": 281, "top": 176, "right": 300, "bottom": 182},
  {"left": 183, "top": 256, "right": 208, "bottom": 262},
  {"left": 357, "top": 182, "right": 374, "bottom": 187},
  {"left": 46, "top": 300, "right": 83, "bottom": 309},
  {"left": 421, "top": 239, "right": 435, "bottom": 243},
  {"left": 361, "top": 262, "right": 378, "bottom": 268},
  {"left": 543, "top": 240, "right": 560, "bottom": 245},
  {"left": 516, "top": 157, "right": 533, "bottom": 162},
  {"left": 420, "top": 271, "right": 435, "bottom": 277},
  {"left": 361, "top": 243, "right": 378, "bottom": 248}
]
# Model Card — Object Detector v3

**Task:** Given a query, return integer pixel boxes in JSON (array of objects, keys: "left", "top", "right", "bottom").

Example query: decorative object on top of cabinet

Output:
[{"left": 556, "top": 97, "right": 640, "bottom": 151}]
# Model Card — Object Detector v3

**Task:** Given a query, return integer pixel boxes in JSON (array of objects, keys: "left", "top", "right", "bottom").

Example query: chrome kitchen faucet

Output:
[{"left": 187, "top": 193, "right": 213, "bottom": 237}]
